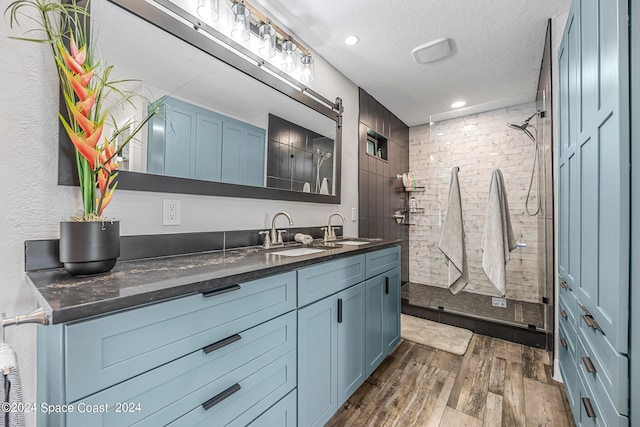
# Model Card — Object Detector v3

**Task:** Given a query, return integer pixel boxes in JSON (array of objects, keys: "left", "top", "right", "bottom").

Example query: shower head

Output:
[{"left": 507, "top": 111, "right": 539, "bottom": 142}]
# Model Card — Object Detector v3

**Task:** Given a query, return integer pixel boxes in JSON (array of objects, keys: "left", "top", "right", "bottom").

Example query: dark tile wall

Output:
[
  {"left": 267, "top": 114, "right": 335, "bottom": 193},
  {"left": 358, "top": 88, "right": 410, "bottom": 282}
]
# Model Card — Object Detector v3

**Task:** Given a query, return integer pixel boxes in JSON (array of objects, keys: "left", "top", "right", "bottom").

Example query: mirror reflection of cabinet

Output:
[{"left": 147, "top": 97, "right": 266, "bottom": 187}]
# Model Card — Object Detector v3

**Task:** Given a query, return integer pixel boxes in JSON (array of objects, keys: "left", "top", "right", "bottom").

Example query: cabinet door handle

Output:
[
  {"left": 582, "top": 397, "right": 596, "bottom": 418},
  {"left": 582, "top": 314, "right": 601, "bottom": 331},
  {"left": 560, "top": 309, "right": 567, "bottom": 319},
  {"left": 202, "top": 383, "right": 241, "bottom": 411},
  {"left": 202, "top": 284, "right": 241, "bottom": 298},
  {"left": 202, "top": 334, "right": 241, "bottom": 354},
  {"left": 579, "top": 304, "right": 591, "bottom": 316},
  {"left": 560, "top": 280, "right": 569, "bottom": 289},
  {"left": 582, "top": 356, "right": 596, "bottom": 373},
  {"left": 385, "top": 276, "right": 390, "bottom": 294},
  {"left": 560, "top": 338, "right": 567, "bottom": 348},
  {"left": 337, "top": 298, "right": 343, "bottom": 323}
]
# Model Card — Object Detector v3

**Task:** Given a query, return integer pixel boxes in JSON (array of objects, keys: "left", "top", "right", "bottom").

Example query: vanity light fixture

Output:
[
  {"left": 231, "top": 2, "right": 251, "bottom": 42},
  {"left": 197, "top": 0, "right": 219, "bottom": 22},
  {"left": 258, "top": 22, "right": 276, "bottom": 58},
  {"left": 281, "top": 40, "right": 298, "bottom": 72},
  {"left": 451, "top": 100, "right": 466, "bottom": 108},
  {"left": 300, "top": 54, "right": 315, "bottom": 83}
]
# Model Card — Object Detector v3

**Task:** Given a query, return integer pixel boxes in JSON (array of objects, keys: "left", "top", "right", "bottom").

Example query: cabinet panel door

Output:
[
  {"left": 365, "top": 275, "right": 385, "bottom": 377},
  {"left": 165, "top": 107, "right": 195, "bottom": 178},
  {"left": 298, "top": 296, "right": 338, "bottom": 427},
  {"left": 222, "top": 121, "right": 243, "bottom": 184},
  {"left": 383, "top": 267, "right": 401, "bottom": 353},
  {"left": 195, "top": 114, "right": 222, "bottom": 181},
  {"left": 243, "top": 126, "right": 266, "bottom": 187},
  {"left": 337, "top": 283, "right": 365, "bottom": 406}
]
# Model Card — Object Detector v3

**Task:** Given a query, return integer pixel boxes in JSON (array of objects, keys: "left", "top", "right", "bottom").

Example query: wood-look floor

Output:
[{"left": 327, "top": 335, "right": 575, "bottom": 427}]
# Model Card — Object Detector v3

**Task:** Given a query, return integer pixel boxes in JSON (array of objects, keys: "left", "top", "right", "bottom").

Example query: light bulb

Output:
[
  {"left": 281, "top": 40, "right": 297, "bottom": 72},
  {"left": 258, "top": 23, "right": 276, "bottom": 58},
  {"left": 231, "top": 3, "right": 250, "bottom": 42},
  {"left": 300, "top": 54, "right": 314, "bottom": 84}
]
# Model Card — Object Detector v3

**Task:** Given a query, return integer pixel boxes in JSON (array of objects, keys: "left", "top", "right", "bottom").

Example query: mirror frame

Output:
[{"left": 58, "top": 0, "right": 342, "bottom": 203}]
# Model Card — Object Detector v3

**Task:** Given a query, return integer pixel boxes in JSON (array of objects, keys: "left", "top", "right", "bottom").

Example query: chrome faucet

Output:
[
  {"left": 268, "top": 211, "right": 294, "bottom": 246},
  {"left": 323, "top": 213, "right": 346, "bottom": 241}
]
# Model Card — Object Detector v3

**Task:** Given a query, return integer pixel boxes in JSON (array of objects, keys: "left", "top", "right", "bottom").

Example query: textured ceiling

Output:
[{"left": 258, "top": 0, "right": 571, "bottom": 126}]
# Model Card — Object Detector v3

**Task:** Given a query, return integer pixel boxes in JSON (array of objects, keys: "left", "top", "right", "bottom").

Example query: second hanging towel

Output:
[
  {"left": 482, "top": 168, "right": 516, "bottom": 296},
  {"left": 439, "top": 166, "right": 468, "bottom": 294}
]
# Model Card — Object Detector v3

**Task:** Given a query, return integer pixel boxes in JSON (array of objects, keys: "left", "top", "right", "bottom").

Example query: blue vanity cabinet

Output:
[
  {"left": 298, "top": 246, "right": 401, "bottom": 427},
  {"left": 365, "top": 266, "right": 401, "bottom": 377},
  {"left": 557, "top": 0, "right": 631, "bottom": 425},
  {"left": 37, "top": 272, "right": 296, "bottom": 427}
]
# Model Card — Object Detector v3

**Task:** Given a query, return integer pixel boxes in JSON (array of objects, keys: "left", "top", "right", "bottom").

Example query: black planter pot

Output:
[{"left": 59, "top": 220, "right": 120, "bottom": 276}]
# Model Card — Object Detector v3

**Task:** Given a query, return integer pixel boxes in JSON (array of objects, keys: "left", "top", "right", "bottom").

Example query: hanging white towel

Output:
[
  {"left": 482, "top": 169, "right": 516, "bottom": 296},
  {"left": 438, "top": 167, "right": 468, "bottom": 294},
  {"left": 0, "top": 343, "right": 25, "bottom": 427},
  {"left": 319, "top": 177, "right": 329, "bottom": 195}
]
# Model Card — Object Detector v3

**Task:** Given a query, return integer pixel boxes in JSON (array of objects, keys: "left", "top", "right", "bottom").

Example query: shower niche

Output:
[{"left": 365, "top": 128, "right": 388, "bottom": 160}]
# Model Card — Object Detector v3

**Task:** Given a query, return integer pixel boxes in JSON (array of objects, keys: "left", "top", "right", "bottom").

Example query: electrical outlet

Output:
[{"left": 163, "top": 199, "right": 181, "bottom": 225}]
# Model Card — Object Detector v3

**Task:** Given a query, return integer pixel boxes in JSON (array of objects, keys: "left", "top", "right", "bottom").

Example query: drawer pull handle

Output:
[
  {"left": 582, "top": 356, "right": 596, "bottom": 373},
  {"left": 581, "top": 314, "right": 601, "bottom": 331},
  {"left": 385, "top": 277, "right": 390, "bottom": 294},
  {"left": 579, "top": 304, "right": 591, "bottom": 315},
  {"left": 582, "top": 397, "right": 596, "bottom": 418},
  {"left": 560, "top": 310, "right": 567, "bottom": 319},
  {"left": 560, "top": 280, "right": 569, "bottom": 289},
  {"left": 337, "top": 298, "right": 343, "bottom": 323},
  {"left": 560, "top": 338, "right": 567, "bottom": 348},
  {"left": 202, "top": 383, "right": 241, "bottom": 411},
  {"left": 202, "top": 334, "right": 241, "bottom": 354},
  {"left": 202, "top": 284, "right": 241, "bottom": 298},
  {"left": 581, "top": 314, "right": 594, "bottom": 328}
]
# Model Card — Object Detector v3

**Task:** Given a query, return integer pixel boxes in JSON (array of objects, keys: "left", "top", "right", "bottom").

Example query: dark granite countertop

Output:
[{"left": 26, "top": 237, "right": 401, "bottom": 324}]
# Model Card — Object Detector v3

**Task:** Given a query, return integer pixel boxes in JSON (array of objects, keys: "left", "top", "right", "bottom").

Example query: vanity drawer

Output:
[
  {"left": 247, "top": 389, "right": 296, "bottom": 426},
  {"left": 577, "top": 365, "right": 629, "bottom": 427},
  {"left": 67, "top": 312, "right": 296, "bottom": 427},
  {"left": 169, "top": 350, "right": 297, "bottom": 427},
  {"left": 365, "top": 246, "right": 401, "bottom": 279},
  {"left": 578, "top": 321, "right": 628, "bottom": 415},
  {"left": 558, "top": 322, "right": 578, "bottom": 416},
  {"left": 65, "top": 271, "right": 296, "bottom": 401},
  {"left": 558, "top": 294, "right": 577, "bottom": 332},
  {"left": 297, "top": 255, "right": 365, "bottom": 307}
]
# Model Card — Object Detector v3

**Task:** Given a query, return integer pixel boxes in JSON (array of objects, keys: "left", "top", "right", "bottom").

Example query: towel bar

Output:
[{"left": 1, "top": 308, "right": 49, "bottom": 342}]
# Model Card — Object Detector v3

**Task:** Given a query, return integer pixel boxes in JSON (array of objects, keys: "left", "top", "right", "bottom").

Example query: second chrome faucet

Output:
[{"left": 323, "top": 213, "right": 346, "bottom": 242}]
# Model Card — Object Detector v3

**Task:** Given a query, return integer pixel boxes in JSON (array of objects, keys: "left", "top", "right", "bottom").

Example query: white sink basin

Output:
[
  {"left": 271, "top": 247, "right": 327, "bottom": 257},
  {"left": 338, "top": 240, "right": 370, "bottom": 245}
]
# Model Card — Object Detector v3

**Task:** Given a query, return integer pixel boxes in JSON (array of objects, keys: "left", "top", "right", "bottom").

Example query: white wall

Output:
[{"left": 0, "top": 1, "right": 359, "bottom": 424}]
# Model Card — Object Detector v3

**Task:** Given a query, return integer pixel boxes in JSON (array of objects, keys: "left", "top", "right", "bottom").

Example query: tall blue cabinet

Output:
[{"left": 557, "top": 0, "right": 632, "bottom": 425}]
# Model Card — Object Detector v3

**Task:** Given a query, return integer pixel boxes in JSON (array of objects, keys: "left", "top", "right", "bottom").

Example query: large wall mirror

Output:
[{"left": 58, "top": 0, "right": 342, "bottom": 203}]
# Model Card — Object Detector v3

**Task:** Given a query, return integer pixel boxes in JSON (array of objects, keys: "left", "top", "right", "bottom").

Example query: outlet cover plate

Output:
[
  {"left": 163, "top": 199, "right": 181, "bottom": 225},
  {"left": 491, "top": 297, "right": 507, "bottom": 308}
]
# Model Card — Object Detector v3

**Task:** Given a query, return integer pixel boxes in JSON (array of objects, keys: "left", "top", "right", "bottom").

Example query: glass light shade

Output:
[
  {"left": 281, "top": 40, "right": 297, "bottom": 72},
  {"left": 231, "top": 3, "right": 250, "bottom": 42},
  {"left": 300, "top": 54, "right": 315, "bottom": 84},
  {"left": 258, "top": 23, "right": 276, "bottom": 58},
  {"left": 197, "top": 0, "right": 219, "bottom": 22}
]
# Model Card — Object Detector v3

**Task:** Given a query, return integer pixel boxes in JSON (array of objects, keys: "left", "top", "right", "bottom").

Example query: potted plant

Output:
[{"left": 6, "top": 0, "right": 160, "bottom": 275}]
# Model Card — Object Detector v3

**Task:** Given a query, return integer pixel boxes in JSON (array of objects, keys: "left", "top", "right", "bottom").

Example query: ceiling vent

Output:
[{"left": 412, "top": 38, "right": 452, "bottom": 64}]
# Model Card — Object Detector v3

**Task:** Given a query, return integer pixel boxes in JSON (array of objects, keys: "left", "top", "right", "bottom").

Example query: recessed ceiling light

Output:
[
  {"left": 437, "top": 132, "right": 444, "bottom": 136},
  {"left": 451, "top": 101, "right": 466, "bottom": 108},
  {"left": 344, "top": 35, "right": 359, "bottom": 46}
]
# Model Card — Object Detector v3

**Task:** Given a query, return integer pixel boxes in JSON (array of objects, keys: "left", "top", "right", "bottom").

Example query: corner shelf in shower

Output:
[{"left": 404, "top": 186, "right": 425, "bottom": 193}]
